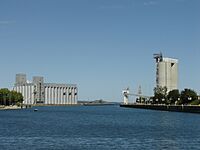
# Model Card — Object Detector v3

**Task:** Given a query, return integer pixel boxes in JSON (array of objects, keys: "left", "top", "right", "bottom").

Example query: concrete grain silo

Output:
[{"left": 154, "top": 53, "right": 178, "bottom": 92}]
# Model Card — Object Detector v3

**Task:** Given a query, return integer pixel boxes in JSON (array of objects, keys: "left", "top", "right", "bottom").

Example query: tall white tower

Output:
[{"left": 154, "top": 53, "right": 178, "bottom": 92}]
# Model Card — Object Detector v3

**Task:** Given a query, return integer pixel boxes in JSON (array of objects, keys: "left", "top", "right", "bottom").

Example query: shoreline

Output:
[
  {"left": 0, "top": 105, "right": 22, "bottom": 110},
  {"left": 120, "top": 104, "right": 200, "bottom": 114},
  {"left": 0, "top": 104, "right": 81, "bottom": 110},
  {"left": 32, "top": 104, "right": 82, "bottom": 106}
]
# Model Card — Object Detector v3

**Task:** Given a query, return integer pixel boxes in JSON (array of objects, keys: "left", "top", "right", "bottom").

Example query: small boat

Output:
[{"left": 34, "top": 109, "right": 38, "bottom": 112}]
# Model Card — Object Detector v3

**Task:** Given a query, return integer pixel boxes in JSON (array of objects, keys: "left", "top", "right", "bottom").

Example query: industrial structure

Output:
[
  {"left": 122, "top": 87, "right": 150, "bottom": 104},
  {"left": 13, "top": 74, "right": 78, "bottom": 105},
  {"left": 154, "top": 53, "right": 178, "bottom": 92},
  {"left": 122, "top": 53, "right": 178, "bottom": 104}
]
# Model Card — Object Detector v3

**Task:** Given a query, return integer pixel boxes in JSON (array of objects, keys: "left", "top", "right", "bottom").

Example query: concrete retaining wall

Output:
[{"left": 120, "top": 104, "right": 200, "bottom": 113}]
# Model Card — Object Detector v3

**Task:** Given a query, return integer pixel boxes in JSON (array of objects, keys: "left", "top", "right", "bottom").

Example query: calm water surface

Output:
[{"left": 0, "top": 105, "right": 200, "bottom": 150}]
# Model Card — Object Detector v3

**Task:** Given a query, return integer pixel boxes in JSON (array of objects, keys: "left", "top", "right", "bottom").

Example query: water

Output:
[{"left": 0, "top": 105, "right": 200, "bottom": 150}]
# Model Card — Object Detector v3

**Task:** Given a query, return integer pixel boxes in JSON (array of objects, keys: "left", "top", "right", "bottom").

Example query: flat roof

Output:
[
  {"left": 163, "top": 57, "right": 178, "bottom": 63},
  {"left": 44, "top": 83, "right": 77, "bottom": 87}
]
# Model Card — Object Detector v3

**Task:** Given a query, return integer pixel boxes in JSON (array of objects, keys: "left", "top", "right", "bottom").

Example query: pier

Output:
[{"left": 120, "top": 104, "right": 200, "bottom": 114}]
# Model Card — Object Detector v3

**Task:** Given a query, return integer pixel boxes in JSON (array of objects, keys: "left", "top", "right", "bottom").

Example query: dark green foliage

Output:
[
  {"left": 180, "top": 88, "right": 198, "bottom": 104},
  {"left": 153, "top": 87, "right": 198, "bottom": 105},
  {"left": 0, "top": 88, "right": 23, "bottom": 106},
  {"left": 153, "top": 86, "right": 167, "bottom": 104},
  {"left": 167, "top": 89, "right": 180, "bottom": 104}
]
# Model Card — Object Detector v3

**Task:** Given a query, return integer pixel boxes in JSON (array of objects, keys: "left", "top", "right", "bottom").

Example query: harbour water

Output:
[{"left": 0, "top": 105, "right": 200, "bottom": 149}]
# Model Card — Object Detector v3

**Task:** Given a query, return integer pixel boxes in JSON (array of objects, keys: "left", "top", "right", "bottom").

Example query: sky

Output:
[{"left": 0, "top": 0, "right": 200, "bottom": 102}]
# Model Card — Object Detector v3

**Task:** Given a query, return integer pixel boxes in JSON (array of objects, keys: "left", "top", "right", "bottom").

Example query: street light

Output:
[
  {"left": 156, "top": 99, "right": 158, "bottom": 104},
  {"left": 162, "top": 98, "right": 165, "bottom": 105}
]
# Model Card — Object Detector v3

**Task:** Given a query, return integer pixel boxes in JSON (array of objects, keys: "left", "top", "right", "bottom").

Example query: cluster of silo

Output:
[
  {"left": 13, "top": 74, "right": 78, "bottom": 105},
  {"left": 44, "top": 83, "right": 77, "bottom": 105}
]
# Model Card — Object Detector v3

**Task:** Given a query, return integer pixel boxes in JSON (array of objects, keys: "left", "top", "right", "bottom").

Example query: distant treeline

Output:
[{"left": 0, "top": 88, "right": 23, "bottom": 106}]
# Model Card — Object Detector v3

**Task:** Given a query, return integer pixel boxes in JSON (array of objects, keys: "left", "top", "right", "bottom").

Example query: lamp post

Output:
[
  {"left": 162, "top": 98, "right": 165, "bottom": 105},
  {"left": 156, "top": 98, "right": 158, "bottom": 104},
  {"left": 169, "top": 98, "right": 172, "bottom": 104},
  {"left": 0, "top": 93, "right": 1, "bottom": 105},
  {"left": 4, "top": 94, "right": 7, "bottom": 106},
  {"left": 188, "top": 97, "right": 192, "bottom": 105}
]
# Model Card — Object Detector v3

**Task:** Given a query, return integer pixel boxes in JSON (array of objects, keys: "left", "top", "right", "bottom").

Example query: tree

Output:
[
  {"left": 0, "top": 88, "right": 23, "bottom": 106},
  {"left": 10, "top": 91, "right": 23, "bottom": 104},
  {"left": 0, "top": 88, "right": 10, "bottom": 105},
  {"left": 167, "top": 89, "right": 180, "bottom": 104},
  {"left": 180, "top": 88, "right": 198, "bottom": 105},
  {"left": 153, "top": 86, "right": 167, "bottom": 104}
]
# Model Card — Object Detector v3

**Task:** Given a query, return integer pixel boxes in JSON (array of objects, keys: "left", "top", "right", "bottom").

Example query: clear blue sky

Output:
[{"left": 0, "top": 0, "right": 199, "bottom": 102}]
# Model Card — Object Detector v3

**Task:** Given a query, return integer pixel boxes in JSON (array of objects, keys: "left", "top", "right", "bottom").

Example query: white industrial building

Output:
[
  {"left": 13, "top": 74, "right": 78, "bottom": 105},
  {"left": 154, "top": 53, "right": 178, "bottom": 92}
]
